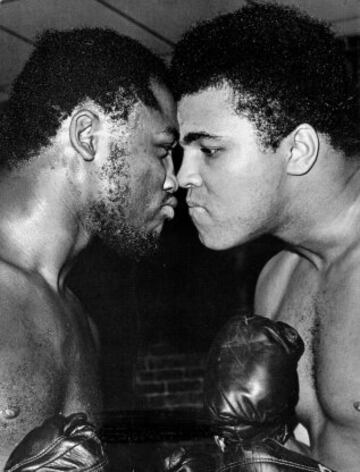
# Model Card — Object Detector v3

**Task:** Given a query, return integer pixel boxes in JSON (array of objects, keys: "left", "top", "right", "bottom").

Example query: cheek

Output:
[
  {"left": 206, "top": 169, "right": 270, "bottom": 223},
  {"left": 205, "top": 167, "right": 244, "bottom": 206},
  {"left": 102, "top": 146, "right": 131, "bottom": 203},
  {"left": 129, "top": 139, "right": 165, "bottom": 189},
  {"left": 129, "top": 166, "right": 164, "bottom": 211},
  {"left": 212, "top": 156, "right": 277, "bottom": 202}
]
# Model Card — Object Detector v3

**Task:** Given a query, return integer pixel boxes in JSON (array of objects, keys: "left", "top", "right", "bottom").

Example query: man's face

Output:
[
  {"left": 177, "top": 84, "right": 287, "bottom": 250},
  {"left": 86, "top": 81, "right": 178, "bottom": 258}
]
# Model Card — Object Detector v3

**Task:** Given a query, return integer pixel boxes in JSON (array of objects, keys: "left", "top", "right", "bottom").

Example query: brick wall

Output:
[
  {"left": 105, "top": 345, "right": 216, "bottom": 471},
  {"left": 135, "top": 343, "right": 206, "bottom": 410}
]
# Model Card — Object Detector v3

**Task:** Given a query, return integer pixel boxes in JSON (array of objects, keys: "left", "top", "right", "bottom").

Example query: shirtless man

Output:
[
  {"left": 171, "top": 3, "right": 360, "bottom": 471},
  {"left": 0, "top": 28, "right": 178, "bottom": 467}
]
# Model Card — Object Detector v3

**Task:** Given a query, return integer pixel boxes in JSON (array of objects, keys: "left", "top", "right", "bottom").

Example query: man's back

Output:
[
  {"left": 255, "top": 246, "right": 360, "bottom": 471},
  {"left": 0, "top": 259, "right": 101, "bottom": 469}
]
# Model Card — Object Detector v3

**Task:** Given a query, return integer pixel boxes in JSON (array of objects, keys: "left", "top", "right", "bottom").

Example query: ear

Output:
[
  {"left": 286, "top": 124, "right": 319, "bottom": 176},
  {"left": 69, "top": 109, "right": 100, "bottom": 162}
]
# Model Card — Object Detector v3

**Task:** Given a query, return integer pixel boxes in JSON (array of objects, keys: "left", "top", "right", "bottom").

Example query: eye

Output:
[
  {"left": 159, "top": 147, "right": 172, "bottom": 159},
  {"left": 201, "top": 147, "right": 218, "bottom": 158},
  {"left": 158, "top": 143, "right": 176, "bottom": 159}
]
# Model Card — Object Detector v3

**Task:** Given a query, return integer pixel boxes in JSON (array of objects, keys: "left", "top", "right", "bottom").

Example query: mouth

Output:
[
  {"left": 186, "top": 200, "right": 208, "bottom": 224},
  {"left": 186, "top": 200, "right": 204, "bottom": 210},
  {"left": 164, "top": 197, "right": 178, "bottom": 209},
  {"left": 160, "top": 197, "right": 178, "bottom": 220}
]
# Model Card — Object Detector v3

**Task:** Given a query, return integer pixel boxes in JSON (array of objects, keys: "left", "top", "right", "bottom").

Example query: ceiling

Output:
[{"left": 0, "top": 0, "right": 359, "bottom": 102}]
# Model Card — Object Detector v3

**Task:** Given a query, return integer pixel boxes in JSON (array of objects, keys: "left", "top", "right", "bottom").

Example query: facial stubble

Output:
[{"left": 84, "top": 139, "right": 160, "bottom": 260}]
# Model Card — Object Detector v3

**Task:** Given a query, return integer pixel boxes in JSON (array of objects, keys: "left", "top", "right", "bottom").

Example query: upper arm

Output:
[
  {"left": 254, "top": 250, "right": 296, "bottom": 317},
  {"left": 0, "top": 303, "right": 63, "bottom": 464}
]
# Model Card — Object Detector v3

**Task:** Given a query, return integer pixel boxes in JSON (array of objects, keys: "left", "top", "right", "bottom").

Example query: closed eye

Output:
[
  {"left": 158, "top": 146, "right": 174, "bottom": 159},
  {"left": 159, "top": 142, "right": 177, "bottom": 159}
]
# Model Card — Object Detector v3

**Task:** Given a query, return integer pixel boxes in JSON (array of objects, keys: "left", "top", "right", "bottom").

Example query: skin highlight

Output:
[
  {"left": 0, "top": 28, "right": 178, "bottom": 468},
  {"left": 172, "top": 3, "right": 360, "bottom": 470}
]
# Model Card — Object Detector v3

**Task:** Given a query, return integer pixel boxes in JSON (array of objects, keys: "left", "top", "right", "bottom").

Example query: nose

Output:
[
  {"left": 163, "top": 155, "right": 179, "bottom": 194},
  {"left": 177, "top": 151, "right": 202, "bottom": 189}
]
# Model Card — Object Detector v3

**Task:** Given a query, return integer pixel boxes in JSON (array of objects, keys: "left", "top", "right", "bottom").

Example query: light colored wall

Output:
[{"left": 0, "top": 0, "right": 358, "bottom": 101}]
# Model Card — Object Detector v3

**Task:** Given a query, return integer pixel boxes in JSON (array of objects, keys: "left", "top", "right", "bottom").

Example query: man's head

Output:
[
  {"left": 171, "top": 2, "right": 360, "bottom": 250},
  {"left": 172, "top": 1, "right": 358, "bottom": 154},
  {"left": 1, "top": 28, "right": 178, "bottom": 257},
  {"left": 80, "top": 77, "right": 179, "bottom": 258}
]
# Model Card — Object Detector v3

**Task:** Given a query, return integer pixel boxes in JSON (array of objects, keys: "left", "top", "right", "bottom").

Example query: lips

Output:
[
  {"left": 186, "top": 200, "right": 203, "bottom": 209},
  {"left": 185, "top": 199, "right": 208, "bottom": 225},
  {"left": 160, "top": 196, "right": 178, "bottom": 221},
  {"left": 163, "top": 196, "right": 178, "bottom": 209}
]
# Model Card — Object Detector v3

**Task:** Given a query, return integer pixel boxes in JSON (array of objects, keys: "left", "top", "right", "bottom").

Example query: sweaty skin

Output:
[
  {"left": 255, "top": 242, "right": 360, "bottom": 471},
  {"left": 0, "top": 262, "right": 101, "bottom": 469},
  {"left": 178, "top": 84, "right": 360, "bottom": 472},
  {"left": 0, "top": 80, "right": 178, "bottom": 469}
]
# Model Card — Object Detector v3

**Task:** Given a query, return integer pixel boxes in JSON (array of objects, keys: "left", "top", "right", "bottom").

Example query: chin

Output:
[
  {"left": 99, "top": 225, "right": 161, "bottom": 260},
  {"left": 198, "top": 229, "right": 252, "bottom": 251},
  {"left": 198, "top": 233, "right": 232, "bottom": 251}
]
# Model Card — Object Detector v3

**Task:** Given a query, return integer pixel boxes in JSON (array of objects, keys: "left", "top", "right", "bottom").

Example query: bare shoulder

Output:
[
  {"left": 0, "top": 262, "right": 64, "bottom": 462},
  {"left": 254, "top": 249, "right": 300, "bottom": 317},
  {"left": 0, "top": 257, "right": 61, "bottom": 354},
  {"left": 0, "top": 262, "right": 36, "bottom": 335}
]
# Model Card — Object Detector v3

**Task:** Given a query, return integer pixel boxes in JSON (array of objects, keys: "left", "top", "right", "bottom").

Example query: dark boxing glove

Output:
[
  {"left": 220, "top": 438, "right": 336, "bottom": 472},
  {"left": 5, "top": 412, "right": 108, "bottom": 471},
  {"left": 204, "top": 314, "right": 304, "bottom": 445},
  {"left": 160, "top": 446, "right": 216, "bottom": 472}
]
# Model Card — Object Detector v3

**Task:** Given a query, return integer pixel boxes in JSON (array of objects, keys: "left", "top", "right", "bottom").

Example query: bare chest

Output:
[
  {"left": 42, "top": 292, "right": 102, "bottom": 422},
  {"left": 1, "top": 287, "right": 102, "bottom": 429},
  {"left": 0, "top": 269, "right": 103, "bottom": 468},
  {"left": 272, "top": 262, "right": 360, "bottom": 431}
]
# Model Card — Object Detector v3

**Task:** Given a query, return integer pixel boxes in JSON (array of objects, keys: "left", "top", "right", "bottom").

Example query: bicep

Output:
[{"left": 254, "top": 251, "right": 292, "bottom": 317}]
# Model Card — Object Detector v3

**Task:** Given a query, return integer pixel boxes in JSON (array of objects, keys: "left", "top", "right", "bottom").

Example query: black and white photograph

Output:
[{"left": 0, "top": 1, "right": 359, "bottom": 470}]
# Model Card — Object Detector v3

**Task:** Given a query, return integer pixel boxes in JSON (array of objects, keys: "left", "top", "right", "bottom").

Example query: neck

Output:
[
  {"left": 0, "top": 160, "right": 90, "bottom": 291},
  {"left": 275, "top": 151, "right": 360, "bottom": 268}
]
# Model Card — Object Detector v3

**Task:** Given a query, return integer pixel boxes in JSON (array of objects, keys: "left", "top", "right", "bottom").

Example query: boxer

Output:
[
  {"left": 172, "top": 2, "right": 360, "bottom": 469},
  {"left": 0, "top": 28, "right": 178, "bottom": 467},
  {"left": 161, "top": 315, "right": 335, "bottom": 472}
]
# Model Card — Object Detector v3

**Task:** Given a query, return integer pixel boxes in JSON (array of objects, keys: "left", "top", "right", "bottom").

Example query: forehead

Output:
[
  {"left": 151, "top": 80, "right": 177, "bottom": 122},
  {"left": 136, "top": 80, "right": 178, "bottom": 136},
  {"left": 177, "top": 85, "right": 239, "bottom": 139}
]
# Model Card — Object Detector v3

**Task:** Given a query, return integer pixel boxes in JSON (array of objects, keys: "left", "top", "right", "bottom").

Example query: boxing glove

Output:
[
  {"left": 204, "top": 314, "right": 304, "bottom": 445},
  {"left": 5, "top": 412, "right": 108, "bottom": 471},
  {"left": 220, "top": 437, "right": 336, "bottom": 472},
  {"left": 160, "top": 446, "right": 216, "bottom": 472}
]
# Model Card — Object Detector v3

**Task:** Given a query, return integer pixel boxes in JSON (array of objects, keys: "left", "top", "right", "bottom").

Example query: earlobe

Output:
[
  {"left": 286, "top": 124, "right": 319, "bottom": 176},
  {"left": 69, "top": 109, "right": 100, "bottom": 162}
]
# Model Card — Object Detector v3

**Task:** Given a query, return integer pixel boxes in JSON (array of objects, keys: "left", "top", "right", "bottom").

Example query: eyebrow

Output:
[
  {"left": 181, "top": 132, "right": 222, "bottom": 145},
  {"left": 161, "top": 126, "right": 179, "bottom": 142}
]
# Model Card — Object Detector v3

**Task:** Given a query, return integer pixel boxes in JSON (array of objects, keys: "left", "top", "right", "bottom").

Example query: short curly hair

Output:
[
  {"left": 171, "top": 1, "right": 359, "bottom": 155},
  {"left": 0, "top": 28, "right": 171, "bottom": 168}
]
